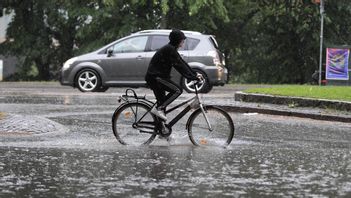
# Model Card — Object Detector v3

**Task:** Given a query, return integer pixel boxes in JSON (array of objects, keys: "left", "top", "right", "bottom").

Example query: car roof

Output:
[
  {"left": 132, "top": 29, "right": 203, "bottom": 36},
  {"left": 95, "top": 29, "right": 209, "bottom": 54}
]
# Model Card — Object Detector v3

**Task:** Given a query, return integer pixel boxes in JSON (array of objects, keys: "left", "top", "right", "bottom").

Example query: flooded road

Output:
[{"left": 0, "top": 84, "right": 351, "bottom": 197}]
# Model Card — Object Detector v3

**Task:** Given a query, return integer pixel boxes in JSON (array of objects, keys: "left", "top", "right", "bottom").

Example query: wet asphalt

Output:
[{"left": 0, "top": 82, "right": 350, "bottom": 197}]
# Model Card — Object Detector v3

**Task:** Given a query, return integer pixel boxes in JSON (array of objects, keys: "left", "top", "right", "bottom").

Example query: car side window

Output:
[
  {"left": 150, "top": 35, "right": 168, "bottom": 51},
  {"left": 111, "top": 36, "right": 148, "bottom": 53},
  {"left": 150, "top": 35, "right": 188, "bottom": 51}
]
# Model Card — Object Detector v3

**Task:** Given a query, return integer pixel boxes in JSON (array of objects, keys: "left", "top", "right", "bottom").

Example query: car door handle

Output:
[
  {"left": 180, "top": 54, "right": 187, "bottom": 57},
  {"left": 136, "top": 55, "right": 144, "bottom": 60}
]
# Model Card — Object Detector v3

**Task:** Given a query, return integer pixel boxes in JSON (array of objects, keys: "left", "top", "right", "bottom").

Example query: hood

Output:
[{"left": 169, "top": 29, "right": 186, "bottom": 46}]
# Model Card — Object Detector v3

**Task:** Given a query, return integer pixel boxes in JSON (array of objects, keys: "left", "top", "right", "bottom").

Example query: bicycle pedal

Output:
[
  {"left": 139, "top": 129, "right": 154, "bottom": 133},
  {"left": 158, "top": 135, "right": 169, "bottom": 140},
  {"left": 161, "top": 127, "right": 171, "bottom": 136}
]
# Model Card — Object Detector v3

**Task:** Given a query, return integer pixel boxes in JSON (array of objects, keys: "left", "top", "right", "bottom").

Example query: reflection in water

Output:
[
  {"left": 0, "top": 146, "right": 350, "bottom": 197},
  {"left": 63, "top": 95, "right": 71, "bottom": 105}
]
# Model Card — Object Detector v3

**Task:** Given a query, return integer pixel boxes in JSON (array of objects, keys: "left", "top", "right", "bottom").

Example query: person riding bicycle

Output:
[{"left": 145, "top": 29, "right": 202, "bottom": 124}]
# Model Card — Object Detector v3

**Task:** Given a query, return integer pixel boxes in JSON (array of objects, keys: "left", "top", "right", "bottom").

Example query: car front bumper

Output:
[{"left": 59, "top": 68, "right": 74, "bottom": 86}]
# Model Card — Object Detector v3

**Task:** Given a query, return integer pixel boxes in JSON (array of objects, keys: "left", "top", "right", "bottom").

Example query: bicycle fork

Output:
[
  {"left": 199, "top": 104, "right": 213, "bottom": 131},
  {"left": 190, "top": 96, "right": 213, "bottom": 132}
]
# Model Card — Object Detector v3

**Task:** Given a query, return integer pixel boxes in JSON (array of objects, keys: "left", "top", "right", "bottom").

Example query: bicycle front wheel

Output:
[
  {"left": 188, "top": 106, "right": 234, "bottom": 147},
  {"left": 112, "top": 102, "right": 157, "bottom": 145}
]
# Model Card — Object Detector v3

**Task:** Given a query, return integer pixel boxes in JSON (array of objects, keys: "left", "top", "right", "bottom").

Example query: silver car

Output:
[{"left": 60, "top": 29, "right": 228, "bottom": 93}]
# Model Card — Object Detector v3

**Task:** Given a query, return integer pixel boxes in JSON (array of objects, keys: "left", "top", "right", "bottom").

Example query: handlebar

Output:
[
  {"left": 188, "top": 78, "right": 205, "bottom": 94},
  {"left": 188, "top": 78, "right": 204, "bottom": 87}
]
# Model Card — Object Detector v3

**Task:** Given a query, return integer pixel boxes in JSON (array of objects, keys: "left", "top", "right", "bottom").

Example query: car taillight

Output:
[
  {"left": 207, "top": 50, "right": 221, "bottom": 66},
  {"left": 222, "top": 53, "right": 226, "bottom": 66}
]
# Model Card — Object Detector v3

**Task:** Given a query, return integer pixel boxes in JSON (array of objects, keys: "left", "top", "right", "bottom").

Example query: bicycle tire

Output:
[
  {"left": 112, "top": 102, "right": 157, "bottom": 145},
  {"left": 187, "top": 106, "right": 234, "bottom": 147}
]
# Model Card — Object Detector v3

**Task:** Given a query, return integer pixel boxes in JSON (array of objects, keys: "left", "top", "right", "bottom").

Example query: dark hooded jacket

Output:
[{"left": 145, "top": 30, "right": 198, "bottom": 81}]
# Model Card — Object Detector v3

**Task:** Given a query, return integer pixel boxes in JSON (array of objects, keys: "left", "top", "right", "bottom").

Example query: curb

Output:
[
  {"left": 218, "top": 91, "right": 351, "bottom": 123},
  {"left": 235, "top": 91, "right": 351, "bottom": 111},
  {"left": 219, "top": 105, "right": 351, "bottom": 123}
]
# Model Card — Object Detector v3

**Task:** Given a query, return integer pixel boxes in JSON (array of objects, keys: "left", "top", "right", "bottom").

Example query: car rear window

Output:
[
  {"left": 149, "top": 35, "right": 200, "bottom": 51},
  {"left": 187, "top": 38, "right": 200, "bottom": 50}
]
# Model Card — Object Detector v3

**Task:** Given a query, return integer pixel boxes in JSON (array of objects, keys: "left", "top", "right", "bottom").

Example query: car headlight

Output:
[{"left": 62, "top": 57, "right": 77, "bottom": 71}]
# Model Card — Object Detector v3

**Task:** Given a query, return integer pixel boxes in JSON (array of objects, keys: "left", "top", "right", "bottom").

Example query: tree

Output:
[
  {"left": 0, "top": 0, "right": 94, "bottom": 80},
  {"left": 0, "top": 0, "right": 230, "bottom": 80},
  {"left": 225, "top": 0, "right": 351, "bottom": 84},
  {"left": 2, "top": 0, "right": 351, "bottom": 84},
  {"left": 220, "top": 0, "right": 321, "bottom": 84},
  {"left": 253, "top": 0, "right": 320, "bottom": 84}
]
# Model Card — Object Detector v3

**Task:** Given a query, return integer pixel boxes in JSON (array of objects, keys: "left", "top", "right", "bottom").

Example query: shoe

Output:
[
  {"left": 159, "top": 134, "right": 174, "bottom": 143},
  {"left": 150, "top": 106, "right": 167, "bottom": 121},
  {"left": 166, "top": 134, "right": 175, "bottom": 144},
  {"left": 159, "top": 121, "right": 171, "bottom": 136},
  {"left": 159, "top": 134, "right": 175, "bottom": 143}
]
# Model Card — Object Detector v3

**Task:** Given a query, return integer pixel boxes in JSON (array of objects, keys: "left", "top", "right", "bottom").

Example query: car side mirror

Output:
[{"left": 107, "top": 49, "right": 114, "bottom": 57}]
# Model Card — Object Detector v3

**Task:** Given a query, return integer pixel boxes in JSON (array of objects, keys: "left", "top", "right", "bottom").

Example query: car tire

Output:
[
  {"left": 76, "top": 69, "right": 101, "bottom": 92},
  {"left": 182, "top": 70, "right": 213, "bottom": 93}
]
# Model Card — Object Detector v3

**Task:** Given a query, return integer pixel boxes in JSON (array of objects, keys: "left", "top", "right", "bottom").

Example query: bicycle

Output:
[{"left": 111, "top": 80, "right": 234, "bottom": 146}]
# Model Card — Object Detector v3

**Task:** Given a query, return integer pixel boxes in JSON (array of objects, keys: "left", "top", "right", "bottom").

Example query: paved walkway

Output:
[{"left": 0, "top": 113, "right": 68, "bottom": 136}]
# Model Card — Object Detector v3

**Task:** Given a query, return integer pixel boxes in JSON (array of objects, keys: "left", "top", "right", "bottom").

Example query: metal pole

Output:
[
  {"left": 0, "top": 60, "right": 3, "bottom": 81},
  {"left": 318, "top": 0, "right": 324, "bottom": 86}
]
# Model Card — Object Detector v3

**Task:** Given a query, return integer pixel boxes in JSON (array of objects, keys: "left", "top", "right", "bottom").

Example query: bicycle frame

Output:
[
  {"left": 119, "top": 80, "right": 213, "bottom": 134},
  {"left": 133, "top": 94, "right": 200, "bottom": 133},
  {"left": 164, "top": 95, "right": 199, "bottom": 128}
]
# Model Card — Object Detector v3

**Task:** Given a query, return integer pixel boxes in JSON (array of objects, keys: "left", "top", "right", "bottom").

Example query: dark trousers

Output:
[{"left": 146, "top": 76, "right": 182, "bottom": 110}]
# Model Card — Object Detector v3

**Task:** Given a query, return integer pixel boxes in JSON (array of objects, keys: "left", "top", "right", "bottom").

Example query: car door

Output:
[
  {"left": 100, "top": 36, "right": 148, "bottom": 82},
  {"left": 144, "top": 35, "right": 167, "bottom": 75}
]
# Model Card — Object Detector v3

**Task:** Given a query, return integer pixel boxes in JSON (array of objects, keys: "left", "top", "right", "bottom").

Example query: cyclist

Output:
[{"left": 145, "top": 29, "right": 202, "bottom": 135}]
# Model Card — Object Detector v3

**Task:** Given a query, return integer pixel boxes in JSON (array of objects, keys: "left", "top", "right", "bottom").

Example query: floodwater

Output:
[{"left": 0, "top": 87, "right": 351, "bottom": 197}]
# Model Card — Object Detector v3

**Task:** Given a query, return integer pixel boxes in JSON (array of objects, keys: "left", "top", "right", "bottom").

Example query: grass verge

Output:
[{"left": 245, "top": 85, "right": 351, "bottom": 102}]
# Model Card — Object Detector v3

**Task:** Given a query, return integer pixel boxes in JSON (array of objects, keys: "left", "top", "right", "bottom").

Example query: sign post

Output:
[
  {"left": 318, "top": 0, "right": 325, "bottom": 86},
  {"left": 0, "top": 60, "right": 3, "bottom": 81}
]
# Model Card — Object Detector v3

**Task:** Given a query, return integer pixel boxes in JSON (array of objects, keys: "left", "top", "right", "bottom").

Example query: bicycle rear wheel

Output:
[
  {"left": 112, "top": 102, "right": 157, "bottom": 145},
  {"left": 188, "top": 106, "right": 234, "bottom": 147}
]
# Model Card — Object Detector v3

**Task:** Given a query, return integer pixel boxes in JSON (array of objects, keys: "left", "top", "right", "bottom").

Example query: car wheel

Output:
[
  {"left": 182, "top": 70, "right": 213, "bottom": 93},
  {"left": 76, "top": 69, "right": 101, "bottom": 92}
]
